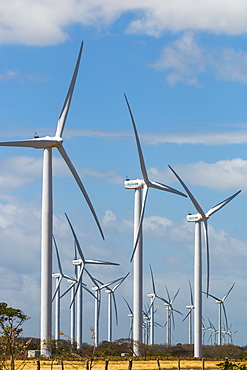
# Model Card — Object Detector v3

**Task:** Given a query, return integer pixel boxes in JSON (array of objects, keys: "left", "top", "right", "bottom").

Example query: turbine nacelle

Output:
[
  {"left": 32, "top": 135, "right": 63, "bottom": 148},
  {"left": 186, "top": 213, "right": 207, "bottom": 222},
  {"left": 52, "top": 273, "right": 61, "bottom": 278},
  {"left": 124, "top": 178, "right": 145, "bottom": 189},
  {"left": 73, "top": 259, "right": 82, "bottom": 265}
]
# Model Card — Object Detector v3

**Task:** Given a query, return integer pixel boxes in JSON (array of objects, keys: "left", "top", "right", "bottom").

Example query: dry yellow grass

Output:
[{"left": 11, "top": 359, "right": 247, "bottom": 370}]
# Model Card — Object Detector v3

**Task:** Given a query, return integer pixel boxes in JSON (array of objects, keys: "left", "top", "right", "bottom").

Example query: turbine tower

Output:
[
  {"left": 124, "top": 95, "right": 186, "bottom": 356},
  {"left": 169, "top": 165, "right": 240, "bottom": 357},
  {"left": 0, "top": 43, "right": 105, "bottom": 356},
  {"left": 204, "top": 283, "right": 235, "bottom": 345}
]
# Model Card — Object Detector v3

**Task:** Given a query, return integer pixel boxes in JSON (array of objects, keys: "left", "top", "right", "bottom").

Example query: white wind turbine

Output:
[
  {"left": 123, "top": 297, "right": 133, "bottom": 341},
  {"left": 0, "top": 43, "right": 105, "bottom": 356},
  {"left": 65, "top": 213, "right": 119, "bottom": 348},
  {"left": 146, "top": 264, "right": 168, "bottom": 346},
  {"left": 169, "top": 165, "right": 240, "bottom": 357},
  {"left": 91, "top": 276, "right": 122, "bottom": 347},
  {"left": 182, "top": 280, "right": 194, "bottom": 345},
  {"left": 204, "top": 283, "right": 235, "bottom": 346},
  {"left": 52, "top": 235, "right": 76, "bottom": 342},
  {"left": 163, "top": 286, "right": 182, "bottom": 346},
  {"left": 105, "top": 272, "right": 130, "bottom": 342},
  {"left": 124, "top": 95, "right": 186, "bottom": 356}
]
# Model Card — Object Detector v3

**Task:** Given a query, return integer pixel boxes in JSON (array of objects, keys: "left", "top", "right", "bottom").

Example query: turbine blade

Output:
[
  {"left": 165, "top": 285, "right": 171, "bottom": 303},
  {"left": 69, "top": 265, "right": 84, "bottom": 308},
  {"left": 147, "top": 295, "right": 155, "bottom": 315},
  {"left": 171, "top": 307, "right": 183, "bottom": 316},
  {"left": 222, "top": 302, "right": 229, "bottom": 330},
  {"left": 55, "top": 42, "right": 83, "bottom": 138},
  {"left": 205, "top": 190, "right": 241, "bottom": 218},
  {"left": 182, "top": 308, "right": 192, "bottom": 322},
  {"left": 52, "top": 275, "right": 62, "bottom": 302},
  {"left": 112, "top": 272, "right": 130, "bottom": 292},
  {"left": 58, "top": 145, "right": 104, "bottom": 240},
  {"left": 60, "top": 281, "right": 76, "bottom": 299},
  {"left": 202, "top": 291, "right": 220, "bottom": 301},
  {"left": 124, "top": 94, "right": 149, "bottom": 182},
  {"left": 155, "top": 294, "right": 170, "bottom": 305},
  {"left": 112, "top": 292, "right": 118, "bottom": 325},
  {"left": 52, "top": 235, "right": 63, "bottom": 275},
  {"left": 168, "top": 165, "right": 206, "bottom": 218},
  {"left": 148, "top": 180, "right": 187, "bottom": 198},
  {"left": 84, "top": 268, "right": 100, "bottom": 287},
  {"left": 149, "top": 264, "right": 156, "bottom": 295},
  {"left": 188, "top": 279, "right": 194, "bottom": 306},
  {"left": 123, "top": 297, "right": 133, "bottom": 315},
  {"left": 222, "top": 283, "right": 235, "bottom": 302},
  {"left": 171, "top": 310, "right": 175, "bottom": 330},
  {"left": 0, "top": 138, "right": 54, "bottom": 148},
  {"left": 171, "top": 288, "right": 180, "bottom": 304},
  {"left": 81, "top": 282, "right": 96, "bottom": 299},
  {"left": 65, "top": 213, "right": 85, "bottom": 263},
  {"left": 85, "top": 259, "right": 119, "bottom": 266},
  {"left": 130, "top": 184, "right": 149, "bottom": 262},
  {"left": 202, "top": 220, "right": 210, "bottom": 296}
]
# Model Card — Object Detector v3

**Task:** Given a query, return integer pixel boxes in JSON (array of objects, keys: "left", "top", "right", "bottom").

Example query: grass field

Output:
[{"left": 11, "top": 359, "right": 247, "bottom": 370}]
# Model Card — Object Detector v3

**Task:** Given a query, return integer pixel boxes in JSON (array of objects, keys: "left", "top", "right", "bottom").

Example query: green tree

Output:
[{"left": 0, "top": 302, "right": 30, "bottom": 370}]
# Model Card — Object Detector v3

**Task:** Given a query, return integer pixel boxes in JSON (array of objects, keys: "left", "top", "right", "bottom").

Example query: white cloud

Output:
[
  {"left": 103, "top": 209, "right": 116, "bottom": 226},
  {"left": 162, "top": 158, "right": 247, "bottom": 191},
  {"left": 150, "top": 33, "right": 247, "bottom": 86},
  {"left": 150, "top": 32, "right": 206, "bottom": 86},
  {"left": 1, "top": 1, "right": 247, "bottom": 46}
]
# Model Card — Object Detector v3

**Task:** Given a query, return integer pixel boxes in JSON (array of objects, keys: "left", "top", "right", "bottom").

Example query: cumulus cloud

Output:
[
  {"left": 150, "top": 32, "right": 206, "bottom": 86},
  {"left": 149, "top": 158, "right": 247, "bottom": 193},
  {"left": 150, "top": 33, "right": 247, "bottom": 86},
  {"left": 1, "top": 1, "right": 247, "bottom": 46}
]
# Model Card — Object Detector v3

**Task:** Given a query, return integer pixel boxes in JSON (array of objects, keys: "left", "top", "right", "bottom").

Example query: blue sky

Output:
[{"left": 0, "top": 1, "right": 247, "bottom": 347}]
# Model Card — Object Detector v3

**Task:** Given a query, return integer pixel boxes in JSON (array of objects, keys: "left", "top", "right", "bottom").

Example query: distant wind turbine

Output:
[
  {"left": 182, "top": 280, "right": 194, "bottom": 345},
  {"left": 65, "top": 213, "right": 119, "bottom": 348},
  {"left": 163, "top": 286, "right": 182, "bottom": 346},
  {"left": 124, "top": 94, "right": 186, "bottom": 355},
  {"left": 92, "top": 276, "right": 122, "bottom": 347},
  {"left": 169, "top": 164, "right": 240, "bottom": 357},
  {"left": 123, "top": 297, "right": 133, "bottom": 341},
  {"left": 105, "top": 272, "right": 130, "bottom": 342},
  {"left": 52, "top": 235, "right": 76, "bottom": 342},
  {"left": 204, "top": 283, "right": 235, "bottom": 345},
  {"left": 147, "top": 264, "right": 167, "bottom": 346},
  {"left": 0, "top": 43, "right": 105, "bottom": 356}
]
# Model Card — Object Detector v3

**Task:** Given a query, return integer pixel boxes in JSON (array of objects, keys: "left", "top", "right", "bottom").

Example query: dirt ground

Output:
[{"left": 11, "top": 358, "right": 245, "bottom": 370}]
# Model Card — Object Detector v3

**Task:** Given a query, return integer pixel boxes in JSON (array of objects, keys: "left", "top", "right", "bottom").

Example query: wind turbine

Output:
[
  {"left": 91, "top": 276, "right": 122, "bottom": 347},
  {"left": 52, "top": 235, "right": 76, "bottom": 342},
  {"left": 105, "top": 272, "right": 130, "bottom": 342},
  {"left": 182, "top": 280, "right": 194, "bottom": 345},
  {"left": 124, "top": 94, "right": 186, "bottom": 356},
  {"left": 163, "top": 286, "right": 182, "bottom": 346},
  {"left": 168, "top": 165, "right": 240, "bottom": 357},
  {"left": 65, "top": 213, "right": 119, "bottom": 348},
  {"left": 0, "top": 43, "right": 106, "bottom": 356},
  {"left": 204, "top": 283, "right": 235, "bottom": 345},
  {"left": 147, "top": 264, "right": 166, "bottom": 346},
  {"left": 123, "top": 297, "right": 133, "bottom": 341}
]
